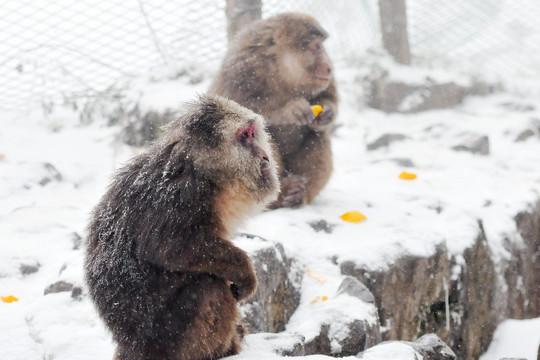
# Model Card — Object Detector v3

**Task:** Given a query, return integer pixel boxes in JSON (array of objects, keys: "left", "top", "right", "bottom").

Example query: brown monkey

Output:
[
  {"left": 209, "top": 12, "right": 338, "bottom": 208},
  {"left": 84, "top": 95, "right": 279, "bottom": 360}
]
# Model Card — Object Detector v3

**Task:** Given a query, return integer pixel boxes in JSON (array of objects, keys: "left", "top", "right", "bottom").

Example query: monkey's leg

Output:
[
  {"left": 269, "top": 173, "right": 308, "bottom": 209},
  {"left": 286, "top": 131, "right": 333, "bottom": 205},
  {"left": 165, "top": 275, "right": 242, "bottom": 360}
]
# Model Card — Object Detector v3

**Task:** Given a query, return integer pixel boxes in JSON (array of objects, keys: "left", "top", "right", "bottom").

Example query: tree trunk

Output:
[
  {"left": 379, "top": 0, "right": 411, "bottom": 65},
  {"left": 226, "top": 0, "right": 262, "bottom": 43}
]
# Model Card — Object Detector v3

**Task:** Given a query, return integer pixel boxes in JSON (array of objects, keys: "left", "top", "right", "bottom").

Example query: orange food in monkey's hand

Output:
[
  {"left": 1, "top": 295, "right": 19, "bottom": 303},
  {"left": 399, "top": 171, "right": 417, "bottom": 180},
  {"left": 312, "top": 105, "right": 323, "bottom": 117},
  {"left": 340, "top": 211, "right": 367, "bottom": 223}
]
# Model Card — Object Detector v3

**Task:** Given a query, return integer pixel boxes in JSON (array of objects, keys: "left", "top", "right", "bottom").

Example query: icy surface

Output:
[{"left": 1, "top": 65, "right": 540, "bottom": 359}]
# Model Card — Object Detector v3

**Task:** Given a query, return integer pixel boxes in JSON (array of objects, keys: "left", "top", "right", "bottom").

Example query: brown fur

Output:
[
  {"left": 209, "top": 12, "right": 338, "bottom": 208},
  {"left": 85, "top": 96, "right": 279, "bottom": 360}
]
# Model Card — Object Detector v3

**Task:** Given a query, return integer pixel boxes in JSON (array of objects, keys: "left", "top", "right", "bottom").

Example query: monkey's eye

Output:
[
  {"left": 307, "top": 38, "right": 322, "bottom": 51},
  {"left": 237, "top": 121, "right": 256, "bottom": 145}
]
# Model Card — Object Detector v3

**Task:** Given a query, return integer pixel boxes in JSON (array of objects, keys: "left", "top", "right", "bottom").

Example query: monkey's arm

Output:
[
  {"left": 266, "top": 98, "right": 315, "bottom": 127},
  {"left": 139, "top": 236, "right": 257, "bottom": 301}
]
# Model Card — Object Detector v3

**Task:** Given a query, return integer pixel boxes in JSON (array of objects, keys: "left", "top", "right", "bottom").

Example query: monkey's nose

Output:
[{"left": 324, "top": 64, "right": 331, "bottom": 76}]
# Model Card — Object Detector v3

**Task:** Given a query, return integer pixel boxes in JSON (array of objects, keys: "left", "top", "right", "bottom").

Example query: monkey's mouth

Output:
[
  {"left": 260, "top": 159, "right": 271, "bottom": 179},
  {"left": 314, "top": 76, "right": 329, "bottom": 82},
  {"left": 313, "top": 76, "right": 330, "bottom": 86}
]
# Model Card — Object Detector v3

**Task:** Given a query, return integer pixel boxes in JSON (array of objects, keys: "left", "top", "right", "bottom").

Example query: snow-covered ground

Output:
[{"left": 1, "top": 64, "right": 540, "bottom": 360}]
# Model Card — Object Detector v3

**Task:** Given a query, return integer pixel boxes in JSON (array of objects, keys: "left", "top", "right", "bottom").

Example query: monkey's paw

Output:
[
  {"left": 285, "top": 98, "right": 315, "bottom": 126},
  {"left": 230, "top": 270, "right": 258, "bottom": 301},
  {"left": 311, "top": 104, "right": 335, "bottom": 130}
]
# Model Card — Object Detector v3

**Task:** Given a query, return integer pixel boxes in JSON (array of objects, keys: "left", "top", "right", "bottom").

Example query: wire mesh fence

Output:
[{"left": 1, "top": 0, "right": 539, "bottom": 113}]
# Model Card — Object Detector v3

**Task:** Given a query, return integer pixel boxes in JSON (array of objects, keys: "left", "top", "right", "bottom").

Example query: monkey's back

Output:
[{"left": 84, "top": 148, "right": 238, "bottom": 358}]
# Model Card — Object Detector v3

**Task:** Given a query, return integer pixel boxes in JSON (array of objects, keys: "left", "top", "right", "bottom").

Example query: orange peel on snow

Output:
[
  {"left": 310, "top": 295, "right": 329, "bottom": 304},
  {"left": 307, "top": 268, "right": 326, "bottom": 283},
  {"left": 340, "top": 211, "right": 367, "bottom": 223},
  {"left": 1, "top": 295, "right": 19, "bottom": 303},
  {"left": 399, "top": 171, "right": 417, "bottom": 180},
  {"left": 311, "top": 105, "right": 323, "bottom": 117}
]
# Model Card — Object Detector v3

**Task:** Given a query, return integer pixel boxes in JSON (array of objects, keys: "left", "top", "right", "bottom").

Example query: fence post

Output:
[
  {"left": 379, "top": 0, "right": 411, "bottom": 65},
  {"left": 226, "top": 0, "right": 262, "bottom": 42}
]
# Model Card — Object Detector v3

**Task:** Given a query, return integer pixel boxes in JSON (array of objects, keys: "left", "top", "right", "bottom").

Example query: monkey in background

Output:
[
  {"left": 210, "top": 12, "right": 338, "bottom": 208},
  {"left": 85, "top": 95, "right": 279, "bottom": 360}
]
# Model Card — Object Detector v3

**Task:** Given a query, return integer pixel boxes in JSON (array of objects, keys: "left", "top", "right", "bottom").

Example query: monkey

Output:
[
  {"left": 209, "top": 12, "right": 338, "bottom": 208},
  {"left": 84, "top": 95, "right": 279, "bottom": 360}
]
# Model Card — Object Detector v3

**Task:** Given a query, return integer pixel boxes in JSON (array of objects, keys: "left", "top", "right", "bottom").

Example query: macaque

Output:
[
  {"left": 210, "top": 12, "right": 338, "bottom": 208},
  {"left": 85, "top": 95, "right": 279, "bottom": 360}
]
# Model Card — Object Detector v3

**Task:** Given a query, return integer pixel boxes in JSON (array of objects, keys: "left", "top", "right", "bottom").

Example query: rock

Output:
[
  {"left": 515, "top": 118, "right": 540, "bottom": 142},
  {"left": 341, "top": 244, "right": 452, "bottom": 345},
  {"left": 309, "top": 219, "right": 336, "bottom": 234},
  {"left": 392, "top": 158, "right": 415, "bottom": 167},
  {"left": 369, "top": 80, "right": 468, "bottom": 113},
  {"left": 367, "top": 134, "right": 409, "bottom": 151},
  {"left": 337, "top": 276, "right": 375, "bottom": 304},
  {"left": 71, "top": 286, "right": 83, "bottom": 300},
  {"left": 19, "top": 262, "right": 40, "bottom": 276},
  {"left": 238, "top": 235, "right": 302, "bottom": 333},
  {"left": 341, "top": 201, "right": 540, "bottom": 360},
  {"left": 371, "top": 158, "right": 416, "bottom": 167},
  {"left": 44, "top": 281, "right": 73, "bottom": 295},
  {"left": 452, "top": 135, "right": 490, "bottom": 155},
  {"left": 39, "top": 162, "right": 63, "bottom": 186},
  {"left": 300, "top": 283, "right": 381, "bottom": 356},
  {"left": 304, "top": 324, "right": 332, "bottom": 355},
  {"left": 70, "top": 232, "right": 83, "bottom": 250},
  {"left": 411, "top": 334, "right": 457, "bottom": 360},
  {"left": 515, "top": 129, "right": 535, "bottom": 142},
  {"left": 499, "top": 102, "right": 535, "bottom": 112},
  {"left": 122, "top": 109, "right": 179, "bottom": 147},
  {"left": 357, "top": 334, "right": 456, "bottom": 360}
]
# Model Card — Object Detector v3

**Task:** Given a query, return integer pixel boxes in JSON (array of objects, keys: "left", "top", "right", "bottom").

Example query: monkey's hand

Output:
[
  {"left": 229, "top": 256, "right": 258, "bottom": 301},
  {"left": 278, "top": 98, "right": 315, "bottom": 126},
  {"left": 309, "top": 101, "right": 336, "bottom": 132}
]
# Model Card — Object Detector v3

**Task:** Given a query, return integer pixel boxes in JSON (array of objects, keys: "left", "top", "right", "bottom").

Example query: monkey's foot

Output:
[{"left": 272, "top": 174, "right": 308, "bottom": 209}]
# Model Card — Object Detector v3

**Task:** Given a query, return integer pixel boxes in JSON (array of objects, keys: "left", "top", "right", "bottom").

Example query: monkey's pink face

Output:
[
  {"left": 197, "top": 100, "right": 279, "bottom": 204},
  {"left": 304, "top": 37, "right": 332, "bottom": 90},
  {"left": 236, "top": 121, "right": 272, "bottom": 181}
]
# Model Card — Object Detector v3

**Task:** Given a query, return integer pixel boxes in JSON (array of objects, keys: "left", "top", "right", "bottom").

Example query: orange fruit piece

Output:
[
  {"left": 340, "top": 211, "right": 367, "bottom": 223},
  {"left": 1, "top": 295, "right": 19, "bottom": 303},
  {"left": 312, "top": 105, "right": 323, "bottom": 117},
  {"left": 310, "top": 295, "right": 329, "bottom": 304},
  {"left": 399, "top": 171, "right": 417, "bottom": 180}
]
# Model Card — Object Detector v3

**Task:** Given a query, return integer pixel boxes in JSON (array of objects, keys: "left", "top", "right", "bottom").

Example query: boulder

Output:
[
  {"left": 452, "top": 135, "right": 490, "bottom": 155},
  {"left": 369, "top": 80, "right": 468, "bottom": 113},
  {"left": 44, "top": 281, "right": 73, "bottom": 295},
  {"left": 341, "top": 201, "right": 540, "bottom": 360},
  {"left": 238, "top": 235, "right": 302, "bottom": 333},
  {"left": 296, "top": 277, "right": 381, "bottom": 356},
  {"left": 367, "top": 134, "right": 409, "bottom": 151}
]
